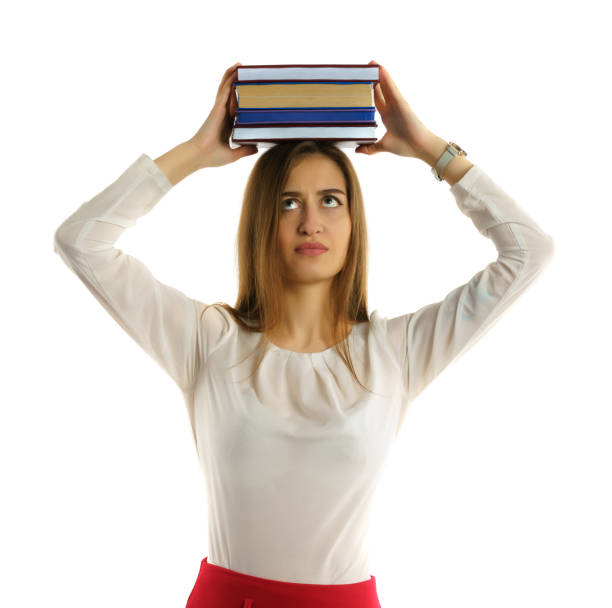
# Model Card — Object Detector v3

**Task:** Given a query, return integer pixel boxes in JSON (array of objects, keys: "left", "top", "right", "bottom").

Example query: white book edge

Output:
[
  {"left": 232, "top": 126, "right": 377, "bottom": 138},
  {"left": 232, "top": 140, "right": 366, "bottom": 149},
  {"left": 237, "top": 67, "right": 379, "bottom": 81}
]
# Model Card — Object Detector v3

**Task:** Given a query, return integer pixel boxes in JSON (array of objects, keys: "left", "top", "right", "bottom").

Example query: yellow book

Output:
[{"left": 234, "top": 83, "right": 373, "bottom": 108}]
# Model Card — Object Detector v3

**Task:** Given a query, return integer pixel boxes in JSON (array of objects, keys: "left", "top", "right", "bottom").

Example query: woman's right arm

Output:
[
  {"left": 53, "top": 151, "right": 220, "bottom": 394},
  {"left": 154, "top": 140, "right": 208, "bottom": 186},
  {"left": 53, "top": 63, "right": 257, "bottom": 394}
]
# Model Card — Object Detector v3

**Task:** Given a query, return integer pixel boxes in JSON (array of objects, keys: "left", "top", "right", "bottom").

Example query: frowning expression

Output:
[{"left": 277, "top": 155, "right": 352, "bottom": 284}]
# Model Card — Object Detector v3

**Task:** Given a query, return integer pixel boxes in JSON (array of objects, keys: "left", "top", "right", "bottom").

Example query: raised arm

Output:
[
  {"left": 387, "top": 153, "right": 555, "bottom": 431},
  {"left": 53, "top": 63, "right": 258, "bottom": 395},
  {"left": 53, "top": 148, "right": 209, "bottom": 393},
  {"left": 355, "top": 62, "right": 555, "bottom": 432}
]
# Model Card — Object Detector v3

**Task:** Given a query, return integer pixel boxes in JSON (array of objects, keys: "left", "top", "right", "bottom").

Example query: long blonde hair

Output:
[{"left": 204, "top": 140, "right": 375, "bottom": 394}]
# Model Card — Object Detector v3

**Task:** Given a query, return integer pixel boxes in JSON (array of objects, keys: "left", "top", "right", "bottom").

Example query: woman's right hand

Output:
[{"left": 188, "top": 62, "right": 258, "bottom": 168}]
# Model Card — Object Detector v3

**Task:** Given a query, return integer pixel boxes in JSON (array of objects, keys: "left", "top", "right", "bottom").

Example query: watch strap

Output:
[{"left": 432, "top": 141, "right": 467, "bottom": 181}]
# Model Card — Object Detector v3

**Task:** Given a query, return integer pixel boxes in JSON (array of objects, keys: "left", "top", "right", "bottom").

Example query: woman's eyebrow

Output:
[{"left": 281, "top": 188, "right": 346, "bottom": 196}]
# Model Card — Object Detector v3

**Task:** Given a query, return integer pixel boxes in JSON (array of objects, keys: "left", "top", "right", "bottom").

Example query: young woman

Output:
[{"left": 53, "top": 62, "right": 555, "bottom": 608}]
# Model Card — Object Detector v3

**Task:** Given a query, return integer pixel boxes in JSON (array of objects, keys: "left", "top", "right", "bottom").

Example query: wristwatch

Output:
[{"left": 432, "top": 141, "right": 468, "bottom": 181}]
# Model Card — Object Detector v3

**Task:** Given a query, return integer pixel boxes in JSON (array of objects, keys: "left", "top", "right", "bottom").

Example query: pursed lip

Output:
[{"left": 295, "top": 242, "right": 329, "bottom": 252}]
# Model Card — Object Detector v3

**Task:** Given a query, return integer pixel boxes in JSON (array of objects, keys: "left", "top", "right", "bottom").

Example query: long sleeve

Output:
[
  {"left": 53, "top": 153, "right": 223, "bottom": 394},
  {"left": 387, "top": 165, "right": 555, "bottom": 423}
]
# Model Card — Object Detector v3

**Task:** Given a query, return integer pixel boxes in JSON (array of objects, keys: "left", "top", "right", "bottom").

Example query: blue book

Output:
[{"left": 235, "top": 107, "right": 376, "bottom": 125}]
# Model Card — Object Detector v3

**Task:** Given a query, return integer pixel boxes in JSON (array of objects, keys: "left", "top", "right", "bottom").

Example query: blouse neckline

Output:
[{"left": 265, "top": 321, "right": 362, "bottom": 356}]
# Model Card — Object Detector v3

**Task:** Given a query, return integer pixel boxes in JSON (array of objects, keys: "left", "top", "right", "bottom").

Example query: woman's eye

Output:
[{"left": 281, "top": 196, "right": 343, "bottom": 210}]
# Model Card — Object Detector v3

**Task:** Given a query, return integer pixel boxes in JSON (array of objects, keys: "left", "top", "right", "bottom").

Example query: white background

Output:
[{"left": 2, "top": 1, "right": 610, "bottom": 607}]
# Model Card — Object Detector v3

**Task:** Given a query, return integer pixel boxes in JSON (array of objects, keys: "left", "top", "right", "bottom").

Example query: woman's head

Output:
[
  {"left": 209, "top": 140, "right": 374, "bottom": 393},
  {"left": 277, "top": 152, "right": 352, "bottom": 288},
  {"left": 237, "top": 140, "right": 369, "bottom": 326}
]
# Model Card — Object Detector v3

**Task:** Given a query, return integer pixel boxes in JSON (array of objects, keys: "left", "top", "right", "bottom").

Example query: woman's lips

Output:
[{"left": 295, "top": 248, "right": 328, "bottom": 256}]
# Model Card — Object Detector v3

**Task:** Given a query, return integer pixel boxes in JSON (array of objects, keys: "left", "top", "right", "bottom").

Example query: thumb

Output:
[
  {"left": 356, "top": 141, "right": 383, "bottom": 155},
  {"left": 235, "top": 144, "right": 258, "bottom": 159}
]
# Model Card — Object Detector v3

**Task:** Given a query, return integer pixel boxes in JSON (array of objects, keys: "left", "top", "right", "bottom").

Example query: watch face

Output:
[{"left": 451, "top": 142, "right": 466, "bottom": 155}]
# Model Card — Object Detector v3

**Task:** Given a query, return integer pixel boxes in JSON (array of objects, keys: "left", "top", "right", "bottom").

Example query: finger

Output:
[
  {"left": 235, "top": 144, "right": 258, "bottom": 159},
  {"left": 229, "top": 85, "right": 237, "bottom": 116},
  {"left": 218, "top": 69, "right": 235, "bottom": 94},
  {"left": 217, "top": 68, "right": 240, "bottom": 108},
  {"left": 356, "top": 143, "right": 372, "bottom": 154},
  {"left": 218, "top": 63, "right": 241, "bottom": 95},
  {"left": 224, "top": 62, "right": 241, "bottom": 77},
  {"left": 373, "top": 82, "right": 386, "bottom": 112},
  {"left": 377, "top": 64, "right": 403, "bottom": 103},
  {"left": 358, "top": 140, "right": 383, "bottom": 155},
  {"left": 369, "top": 60, "right": 386, "bottom": 111}
]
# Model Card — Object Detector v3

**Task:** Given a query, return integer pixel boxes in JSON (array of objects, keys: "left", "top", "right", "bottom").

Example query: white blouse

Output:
[{"left": 53, "top": 153, "right": 555, "bottom": 584}]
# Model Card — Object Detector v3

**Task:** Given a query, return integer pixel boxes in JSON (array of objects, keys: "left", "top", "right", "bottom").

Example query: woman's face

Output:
[{"left": 277, "top": 155, "right": 352, "bottom": 284}]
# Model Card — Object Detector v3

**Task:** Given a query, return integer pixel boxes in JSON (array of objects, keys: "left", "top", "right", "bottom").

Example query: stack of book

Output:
[{"left": 230, "top": 63, "right": 381, "bottom": 149}]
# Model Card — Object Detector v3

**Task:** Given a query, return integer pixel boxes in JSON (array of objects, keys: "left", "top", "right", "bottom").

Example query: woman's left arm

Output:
[
  {"left": 416, "top": 132, "right": 474, "bottom": 187},
  {"left": 391, "top": 161, "right": 555, "bottom": 411},
  {"left": 358, "top": 62, "right": 555, "bottom": 427}
]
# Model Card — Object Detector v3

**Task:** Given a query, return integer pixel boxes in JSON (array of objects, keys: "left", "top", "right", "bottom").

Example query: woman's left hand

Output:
[{"left": 355, "top": 61, "right": 433, "bottom": 159}]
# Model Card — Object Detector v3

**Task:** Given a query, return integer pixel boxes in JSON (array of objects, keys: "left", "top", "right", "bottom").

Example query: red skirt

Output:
[{"left": 185, "top": 556, "right": 382, "bottom": 608}]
